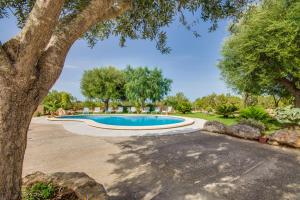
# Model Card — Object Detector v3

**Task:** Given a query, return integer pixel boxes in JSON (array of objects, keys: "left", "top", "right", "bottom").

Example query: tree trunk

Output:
[
  {"left": 294, "top": 93, "right": 300, "bottom": 108},
  {"left": 104, "top": 99, "right": 109, "bottom": 111},
  {"left": 0, "top": 84, "right": 38, "bottom": 200},
  {"left": 278, "top": 78, "right": 300, "bottom": 108},
  {"left": 0, "top": 1, "right": 131, "bottom": 198}
]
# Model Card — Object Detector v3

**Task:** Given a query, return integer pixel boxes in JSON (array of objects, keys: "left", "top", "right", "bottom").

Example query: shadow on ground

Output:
[{"left": 107, "top": 131, "right": 300, "bottom": 200}]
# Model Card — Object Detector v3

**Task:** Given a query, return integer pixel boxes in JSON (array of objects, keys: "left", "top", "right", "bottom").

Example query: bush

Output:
[
  {"left": 23, "top": 182, "right": 55, "bottom": 200},
  {"left": 239, "top": 118, "right": 266, "bottom": 132},
  {"left": 275, "top": 106, "right": 300, "bottom": 125},
  {"left": 176, "top": 101, "right": 192, "bottom": 114},
  {"left": 239, "top": 106, "right": 269, "bottom": 121},
  {"left": 216, "top": 104, "right": 238, "bottom": 118}
]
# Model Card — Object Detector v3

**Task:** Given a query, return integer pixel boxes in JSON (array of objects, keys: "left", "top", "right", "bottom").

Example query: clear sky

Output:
[{"left": 0, "top": 14, "right": 231, "bottom": 101}]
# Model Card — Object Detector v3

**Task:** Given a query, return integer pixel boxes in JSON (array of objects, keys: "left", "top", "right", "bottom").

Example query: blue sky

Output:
[{"left": 0, "top": 15, "right": 231, "bottom": 101}]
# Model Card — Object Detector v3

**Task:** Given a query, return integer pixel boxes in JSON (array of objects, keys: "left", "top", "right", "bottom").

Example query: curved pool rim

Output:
[{"left": 48, "top": 114, "right": 194, "bottom": 130}]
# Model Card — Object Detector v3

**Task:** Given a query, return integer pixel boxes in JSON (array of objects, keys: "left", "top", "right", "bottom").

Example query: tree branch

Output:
[
  {"left": 0, "top": 43, "right": 15, "bottom": 76},
  {"left": 4, "top": 0, "right": 64, "bottom": 75},
  {"left": 278, "top": 78, "right": 300, "bottom": 95},
  {"left": 34, "top": 0, "right": 132, "bottom": 102}
]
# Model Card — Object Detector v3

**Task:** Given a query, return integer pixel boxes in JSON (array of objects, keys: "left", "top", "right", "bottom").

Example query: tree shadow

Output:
[{"left": 107, "top": 131, "right": 300, "bottom": 200}]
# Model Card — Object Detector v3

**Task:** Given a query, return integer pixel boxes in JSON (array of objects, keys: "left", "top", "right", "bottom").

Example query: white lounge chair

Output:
[
  {"left": 116, "top": 107, "right": 123, "bottom": 113},
  {"left": 130, "top": 107, "right": 137, "bottom": 113},
  {"left": 142, "top": 107, "right": 150, "bottom": 114},
  {"left": 94, "top": 107, "right": 101, "bottom": 113},
  {"left": 154, "top": 107, "right": 161, "bottom": 113},
  {"left": 105, "top": 107, "right": 113, "bottom": 113},
  {"left": 162, "top": 106, "right": 172, "bottom": 114},
  {"left": 83, "top": 107, "right": 89, "bottom": 114}
]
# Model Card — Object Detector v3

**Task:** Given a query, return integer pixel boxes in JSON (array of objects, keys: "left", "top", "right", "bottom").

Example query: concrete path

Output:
[
  {"left": 24, "top": 123, "right": 300, "bottom": 200},
  {"left": 31, "top": 116, "right": 206, "bottom": 136}
]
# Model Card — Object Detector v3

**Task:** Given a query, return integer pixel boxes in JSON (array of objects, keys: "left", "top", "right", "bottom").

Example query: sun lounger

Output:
[
  {"left": 94, "top": 107, "right": 101, "bottom": 113},
  {"left": 83, "top": 107, "right": 89, "bottom": 114},
  {"left": 116, "top": 107, "right": 123, "bottom": 113}
]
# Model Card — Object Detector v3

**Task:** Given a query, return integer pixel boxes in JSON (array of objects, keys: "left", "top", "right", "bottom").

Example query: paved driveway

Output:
[{"left": 24, "top": 123, "right": 300, "bottom": 200}]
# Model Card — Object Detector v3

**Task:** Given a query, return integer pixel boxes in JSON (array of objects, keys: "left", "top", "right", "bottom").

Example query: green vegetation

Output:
[
  {"left": 42, "top": 90, "right": 76, "bottom": 114},
  {"left": 176, "top": 101, "right": 192, "bottom": 114},
  {"left": 239, "top": 106, "right": 270, "bottom": 122},
  {"left": 23, "top": 182, "right": 55, "bottom": 200},
  {"left": 174, "top": 112, "right": 238, "bottom": 126},
  {"left": 275, "top": 106, "right": 300, "bottom": 125},
  {"left": 164, "top": 93, "right": 192, "bottom": 114},
  {"left": 216, "top": 104, "right": 238, "bottom": 118},
  {"left": 194, "top": 93, "right": 242, "bottom": 111},
  {"left": 124, "top": 66, "right": 172, "bottom": 107},
  {"left": 81, "top": 66, "right": 125, "bottom": 111},
  {"left": 218, "top": 0, "right": 300, "bottom": 107}
]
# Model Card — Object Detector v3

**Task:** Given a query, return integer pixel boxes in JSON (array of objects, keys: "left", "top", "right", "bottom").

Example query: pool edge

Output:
[{"left": 48, "top": 114, "right": 195, "bottom": 130}]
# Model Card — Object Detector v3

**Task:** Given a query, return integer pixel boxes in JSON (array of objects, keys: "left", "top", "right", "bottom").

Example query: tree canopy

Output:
[
  {"left": 218, "top": 0, "right": 300, "bottom": 106},
  {"left": 80, "top": 66, "right": 125, "bottom": 110},
  {"left": 0, "top": 0, "right": 254, "bottom": 199},
  {"left": 0, "top": 0, "right": 251, "bottom": 53},
  {"left": 42, "top": 90, "right": 76, "bottom": 113},
  {"left": 124, "top": 66, "right": 172, "bottom": 106}
]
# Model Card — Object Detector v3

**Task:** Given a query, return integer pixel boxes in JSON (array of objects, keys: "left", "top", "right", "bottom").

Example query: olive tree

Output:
[
  {"left": 0, "top": 0, "right": 250, "bottom": 199},
  {"left": 124, "top": 66, "right": 172, "bottom": 107},
  {"left": 218, "top": 0, "right": 300, "bottom": 107},
  {"left": 80, "top": 66, "right": 125, "bottom": 111}
]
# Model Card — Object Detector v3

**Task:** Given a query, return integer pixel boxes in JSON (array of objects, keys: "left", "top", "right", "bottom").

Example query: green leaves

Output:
[
  {"left": 80, "top": 66, "right": 125, "bottom": 102},
  {"left": 218, "top": 0, "right": 300, "bottom": 101},
  {"left": 23, "top": 182, "right": 56, "bottom": 200},
  {"left": 1, "top": 0, "right": 251, "bottom": 53},
  {"left": 42, "top": 90, "right": 76, "bottom": 113},
  {"left": 240, "top": 106, "right": 270, "bottom": 121},
  {"left": 216, "top": 104, "right": 238, "bottom": 118},
  {"left": 275, "top": 105, "right": 300, "bottom": 124},
  {"left": 124, "top": 66, "right": 172, "bottom": 106}
]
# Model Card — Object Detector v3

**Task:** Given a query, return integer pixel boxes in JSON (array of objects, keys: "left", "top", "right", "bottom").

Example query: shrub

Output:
[
  {"left": 23, "top": 182, "right": 55, "bottom": 200},
  {"left": 239, "top": 118, "right": 266, "bottom": 132},
  {"left": 239, "top": 106, "right": 269, "bottom": 121},
  {"left": 216, "top": 104, "right": 238, "bottom": 118},
  {"left": 176, "top": 101, "right": 192, "bottom": 114},
  {"left": 275, "top": 106, "right": 300, "bottom": 125}
]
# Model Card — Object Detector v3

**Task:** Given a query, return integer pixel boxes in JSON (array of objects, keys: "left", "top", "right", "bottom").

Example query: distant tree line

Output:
[{"left": 80, "top": 65, "right": 172, "bottom": 111}]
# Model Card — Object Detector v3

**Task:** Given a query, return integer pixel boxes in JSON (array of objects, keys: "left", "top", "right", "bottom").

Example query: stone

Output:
[
  {"left": 227, "top": 124, "right": 261, "bottom": 140},
  {"left": 202, "top": 121, "right": 227, "bottom": 134},
  {"left": 23, "top": 171, "right": 109, "bottom": 200},
  {"left": 269, "top": 128, "right": 300, "bottom": 148}
]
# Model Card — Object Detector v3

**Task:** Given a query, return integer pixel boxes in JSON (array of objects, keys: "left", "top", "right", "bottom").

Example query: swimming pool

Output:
[{"left": 51, "top": 115, "right": 194, "bottom": 130}]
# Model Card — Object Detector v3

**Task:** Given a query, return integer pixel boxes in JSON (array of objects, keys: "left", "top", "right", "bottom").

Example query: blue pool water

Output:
[{"left": 59, "top": 115, "right": 184, "bottom": 126}]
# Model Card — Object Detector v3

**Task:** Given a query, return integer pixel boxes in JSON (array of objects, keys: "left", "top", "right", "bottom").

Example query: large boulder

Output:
[
  {"left": 202, "top": 121, "right": 227, "bottom": 134},
  {"left": 23, "top": 171, "right": 109, "bottom": 200},
  {"left": 227, "top": 124, "right": 261, "bottom": 140},
  {"left": 269, "top": 128, "right": 300, "bottom": 148}
]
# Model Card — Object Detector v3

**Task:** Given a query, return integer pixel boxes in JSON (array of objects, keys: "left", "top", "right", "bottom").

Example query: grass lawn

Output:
[
  {"left": 174, "top": 112, "right": 283, "bottom": 134},
  {"left": 173, "top": 112, "right": 238, "bottom": 125}
]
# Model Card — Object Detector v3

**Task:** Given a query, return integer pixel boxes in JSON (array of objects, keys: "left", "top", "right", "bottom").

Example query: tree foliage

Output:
[
  {"left": 164, "top": 92, "right": 192, "bottom": 113},
  {"left": 194, "top": 93, "right": 242, "bottom": 111},
  {"left": 216, "top": 104, "right": 238, "bottom": 118},
  {"left": 80, "top": 66, "right": 125, "bottom": 110},
  {"left": 218, "top": 0, "right": 300, "bottom": 106},
  {"left": 42, "top": 90, "right": 76, "bottom": 113},
  {"left": 124, "top": 66, "right": 172, "bottom": 106},
  {"left": 0, "top": 0, "right": 251, "bottom": 53}
]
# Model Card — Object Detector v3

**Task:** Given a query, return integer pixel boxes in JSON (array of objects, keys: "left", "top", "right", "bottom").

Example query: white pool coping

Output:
[
  {"left": 32, "top": 115, "right": 207, "bottom": 137},
  {"left": 48, "top": 114, "right": 194, "bottom": 130}
]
